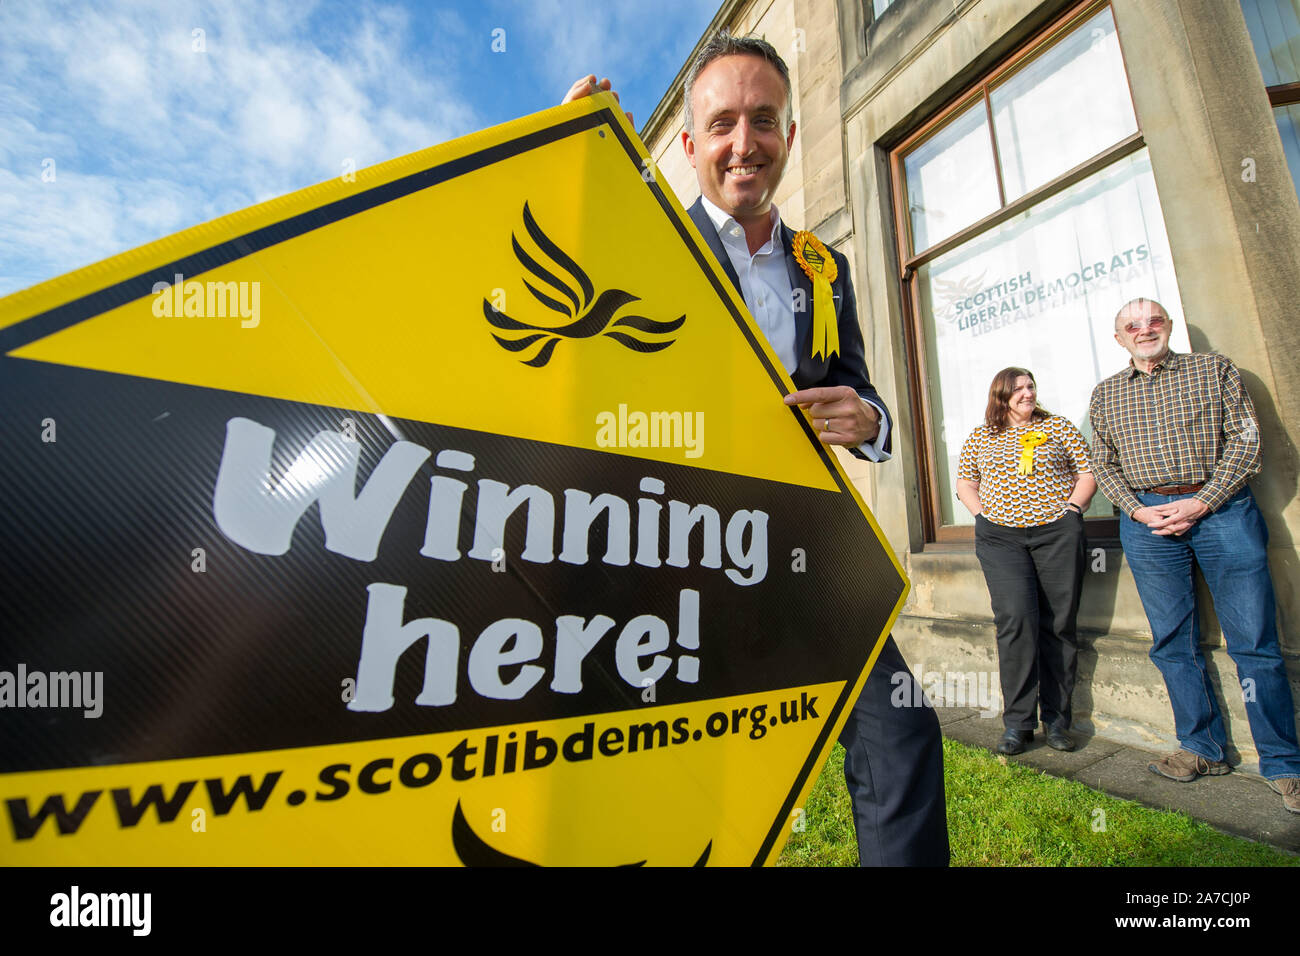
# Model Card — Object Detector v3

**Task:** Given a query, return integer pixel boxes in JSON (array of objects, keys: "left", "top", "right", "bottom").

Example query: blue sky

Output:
[{"left": 0, "top": 0, "right": 719, "bottom": 296}]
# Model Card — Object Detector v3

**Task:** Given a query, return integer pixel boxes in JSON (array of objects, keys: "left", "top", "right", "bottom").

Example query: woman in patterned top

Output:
[{"left": 956, "top": 368, "right": 1096, "bottom": 756}]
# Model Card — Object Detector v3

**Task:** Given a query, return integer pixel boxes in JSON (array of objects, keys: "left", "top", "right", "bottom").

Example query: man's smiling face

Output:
[
  {"left": 682, "top": 54, "right": 795, "bottom": 226},
  {"left": 1114, "top": 299, "right": 1173, "bottom": 365}
]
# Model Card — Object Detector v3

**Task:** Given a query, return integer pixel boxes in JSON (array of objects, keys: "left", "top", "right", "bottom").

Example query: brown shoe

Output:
[
  {"left": 1268, "top": 777, "right": 1300, "bottom": 815},
  {"left": 1148, "top": 749, "right": 1231, "bottom": 782}
]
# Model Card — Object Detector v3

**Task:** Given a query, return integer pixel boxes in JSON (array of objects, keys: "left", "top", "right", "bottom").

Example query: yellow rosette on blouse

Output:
[
  {"left": 793, "top": 230, "right": 839, "bottom": 361},
  {"left": 1018, "top": 431, "right": 1048, "bottom": 474}
]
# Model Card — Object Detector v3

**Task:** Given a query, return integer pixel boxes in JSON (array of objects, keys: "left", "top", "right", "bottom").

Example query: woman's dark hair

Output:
[{"left": 985, "top": 367, "right": 1051, "bottom": 432}]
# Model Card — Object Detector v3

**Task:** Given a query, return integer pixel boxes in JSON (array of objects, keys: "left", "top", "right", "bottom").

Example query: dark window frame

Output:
[{"left": 1268, "top": 80, "right": 1300, "bottom": 106}]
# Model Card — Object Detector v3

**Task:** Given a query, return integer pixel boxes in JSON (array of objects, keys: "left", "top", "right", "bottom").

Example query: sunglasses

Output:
[{"left": 1121, "top": 315, "right": 1167, "bottom": 335}]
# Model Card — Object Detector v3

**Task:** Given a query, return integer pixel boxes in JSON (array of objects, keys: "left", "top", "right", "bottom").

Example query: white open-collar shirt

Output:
[{"left": 699, "top": 195, "right": 891, "bottom": 462}]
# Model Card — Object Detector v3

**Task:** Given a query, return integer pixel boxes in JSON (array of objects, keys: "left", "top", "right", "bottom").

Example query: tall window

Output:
[
  {"left": 890, "top": 1, "right": 1189, "bottom": 541},
  {"left": 1242, "top": 0, "right": 1300, "bottom": 197}
]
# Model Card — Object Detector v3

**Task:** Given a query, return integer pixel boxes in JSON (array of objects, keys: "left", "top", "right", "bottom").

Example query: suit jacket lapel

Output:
[
  {"left": 687, "top": 197, "right": 743, "bottom": 298},
  {"left": 689, "top": 199, "right": 826, "bottom": 387},
  {"left": 783, "top": 223, "right": 817, "bottom": 387}
]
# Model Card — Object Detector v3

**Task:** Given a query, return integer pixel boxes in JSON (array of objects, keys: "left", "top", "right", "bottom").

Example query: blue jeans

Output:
[{"left": 1120, "top": 488, "right": 1300, "bottom": 779}]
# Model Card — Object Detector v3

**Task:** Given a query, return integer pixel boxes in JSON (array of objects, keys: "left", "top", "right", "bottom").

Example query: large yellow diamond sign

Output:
[{"left": 0, "top": 93, "right": 908, "bottom": 866}]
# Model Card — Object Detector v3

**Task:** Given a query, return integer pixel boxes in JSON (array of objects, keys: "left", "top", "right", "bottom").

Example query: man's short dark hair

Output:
[{"left": 683, "top": 29, "right": 793, "bottom": 136}]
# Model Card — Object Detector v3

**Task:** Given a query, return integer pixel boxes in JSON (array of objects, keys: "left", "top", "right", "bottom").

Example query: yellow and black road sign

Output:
[{"left": 0, "top": 93, "right": 908, "bottom": 866}]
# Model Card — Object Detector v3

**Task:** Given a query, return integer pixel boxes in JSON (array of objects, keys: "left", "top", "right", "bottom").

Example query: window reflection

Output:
[
  {"left": 1241, "top": 0, "right": 1300, "bottom": 87},
  {"left": 917, "top": 152, "right": 1188, "bottom": 525},
  {"left": 990, "top": 6, "right": 1137, "bottom": 200},
  {"left": 1242, "top": 2, "right": 1300, "bottom": 201},
  {"left": 904, "top": 99, "right": 1001, "bottom": 252},
  {"left": 1275, "top": 103, "right": 1300, "bottom": 196}
]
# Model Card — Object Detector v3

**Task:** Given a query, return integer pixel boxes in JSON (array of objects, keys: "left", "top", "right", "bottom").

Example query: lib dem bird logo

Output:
[
  {"left": 450, "top": 801, "right": 712, "bottom": 867},
  {"left": 483, "top": 203, "right": 685, "bottom": 367}
]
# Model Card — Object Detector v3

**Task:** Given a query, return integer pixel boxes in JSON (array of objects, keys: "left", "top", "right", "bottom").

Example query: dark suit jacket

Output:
[{"left": 686, "top": 197, "right": 893, "bottom": 460}]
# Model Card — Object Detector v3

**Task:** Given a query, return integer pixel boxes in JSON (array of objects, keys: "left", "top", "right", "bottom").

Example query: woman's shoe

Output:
[
  {"left": 996, "top": 729, "right": 1033, "bottom": 755},
  {"left": 1046, "top": 728, "right": 1076, "bottom": 752}
]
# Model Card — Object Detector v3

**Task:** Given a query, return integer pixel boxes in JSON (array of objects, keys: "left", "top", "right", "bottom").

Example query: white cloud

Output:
[
  {"left": 0, "top": 0, "right": 715, "bottom": 298},
  {"left": 0, "top": 0, "right": 478, "bottom": 296}
]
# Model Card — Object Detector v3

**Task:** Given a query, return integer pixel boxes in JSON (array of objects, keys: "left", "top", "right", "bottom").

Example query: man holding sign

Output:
[{"left": 564, "top": 30, "right": 948, "bottom": 866}]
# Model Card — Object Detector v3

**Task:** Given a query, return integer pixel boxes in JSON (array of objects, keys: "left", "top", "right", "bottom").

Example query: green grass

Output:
[{"left": 777, "top": 738, "right": 1300, "bottom": 867}]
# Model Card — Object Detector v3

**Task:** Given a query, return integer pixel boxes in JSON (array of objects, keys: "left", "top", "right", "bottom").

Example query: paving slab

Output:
[
  {"left": 943, "top": 713, "right": 1124, "bottom": 770},
  {"left": 999, "top": 734, "right": 1124, "bottom": 776},
  {"left": 938, "top": 710, "right": 1004, "bottom": 745},
  {"left": 933, "top": 705, "right": 982, "bottom": 728}
]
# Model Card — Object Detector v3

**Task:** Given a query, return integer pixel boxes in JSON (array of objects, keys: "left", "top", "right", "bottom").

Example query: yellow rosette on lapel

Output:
[
  {"left": 793, "top": 230, "right": 839, "bottom": 361},
  {"left": 1018, "top": 431, "right": 1048, "bottom": 474}
]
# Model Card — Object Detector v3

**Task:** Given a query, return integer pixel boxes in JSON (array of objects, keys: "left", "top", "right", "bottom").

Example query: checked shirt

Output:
[{"left": 1088, "top": 351, "right": 1261, "bottom": 517}]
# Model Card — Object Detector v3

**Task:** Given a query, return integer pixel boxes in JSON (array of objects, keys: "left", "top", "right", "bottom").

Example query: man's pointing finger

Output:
[{"left": 785, "top": 386, "right": 843, "bottom": 407}]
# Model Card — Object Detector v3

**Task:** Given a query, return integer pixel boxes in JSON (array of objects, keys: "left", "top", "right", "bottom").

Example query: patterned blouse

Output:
[{"left": 957, "top": 416, "right": 1091, "bottom": 528}]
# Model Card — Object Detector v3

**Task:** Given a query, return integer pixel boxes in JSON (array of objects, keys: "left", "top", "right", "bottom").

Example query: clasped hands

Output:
[
  {"left": 1133, "top": 498, "right": 1209, "bottom": 536},
  {"left": 784, "top": 386, "right": 880, "bottom": 447}
]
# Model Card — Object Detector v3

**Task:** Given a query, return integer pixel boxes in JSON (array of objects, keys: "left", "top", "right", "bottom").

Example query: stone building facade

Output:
[{"left": 640, "top": 0, "right": 1300, "bottom": 769}]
